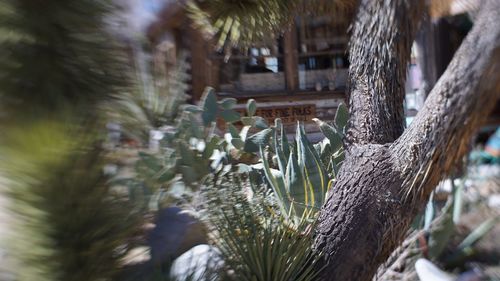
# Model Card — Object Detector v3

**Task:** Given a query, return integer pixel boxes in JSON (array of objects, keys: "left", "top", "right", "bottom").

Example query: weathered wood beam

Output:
[{"left": 283, "top": 22, "right": 300, "bottom": 92}]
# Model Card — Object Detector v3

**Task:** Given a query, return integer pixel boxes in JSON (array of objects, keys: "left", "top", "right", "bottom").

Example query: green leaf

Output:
[
  {"left": 246, "top": 99, "right": 257, "bottom": 117},
  {"left": 317, "top": 139, "right": 332, "bottom": 168},
  {"left": 334, "top": 103, "right": 349, "bottom": 133},
  {"left": 227, "top": 124, "right": 240, "bottom": 138},
  {"left": 424, "top": 192, "right": 435, "bottom": 231},
  {"left": 201, "top": 87, "right": 218, "bottom": 126},
  {"left": 253, "top": 116, "right": 268, "bottom": 129},
  {"left": 457, "top": 216, "right": 500, "bottom": 250},
  {"left": 452, "top": 180, "right": 464, "bottom": 224},
  {"left": 274, "top": 124, "right": 288, "bottom": 174},
  {"left": 202, "top": 136, "right": 219, "bottom": 159},
  {"left": 427, "top": 197, "right": 455, "bottom": 259},
  {"left": 220, "top": 109, "right": 241, "bottom": 123},
  {"left": 244, "top": 128, "right": 274, "bottom": 153},
  {"left": 180, "top": 165, "right": 199, "bottom": 184},
  {"left": 219, "top": 97, "right": 237, "bottom": 110},
  {"left": 313, "top": 118, "right": 343, "bottom": 152},
  {"left": 296, "top": 123, "right": 328, "bottom": 208},
  {"left": 178, "top": 142, "right": 196, "bottom": 166},
  {"left": 138, "top": 152, "right": 162, "bottom": 173},
  {"left": 157, "top": 168, "right": 176, "bottom": 183},
  {"left": 285, "top": 149, "right": 306, "bottom": 218},
  {"left": 231, "top": 137, "right": 245, "bottom": 149},
  {"left": 241, "top": 116, "right": 254, "bottom": 126},
  {"left": 276, "top": 119, "right": 290, "bottom": 158},
  {"left": 182, "top": 104, "right": 203, "bottom": 113},
  {"left": 260, "top": 147, "right": 289, "bottom": 219},
  {"left": 188, "top": 113, "right": 204, "bottom": 139},
  {"left": 239, "top": 125, "right": 251, "bottom": 141}
]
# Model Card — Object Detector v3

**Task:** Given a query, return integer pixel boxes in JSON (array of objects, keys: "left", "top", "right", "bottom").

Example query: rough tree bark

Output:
[
  {"left": 314, "top": 0, "right": 500, "bottom": 280},
  {"left": 346, "top": 0, "right": 425, "bottom": 145}
]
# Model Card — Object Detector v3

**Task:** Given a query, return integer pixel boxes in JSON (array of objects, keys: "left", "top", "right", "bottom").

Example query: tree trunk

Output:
[
  {"left": 346, "top": 0, "right": 425, "bottom": 145},
  {"left": 314, "top": 1, "right": 500, "bottom": 280}
]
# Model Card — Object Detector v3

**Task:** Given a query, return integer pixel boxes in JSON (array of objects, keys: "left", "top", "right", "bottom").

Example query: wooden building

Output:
[
  {"left": 146, "top": 1, "right": 499, "bottom": 138},
  {"left": 147, "top": 2, "right": 355, "bottom": 138}
]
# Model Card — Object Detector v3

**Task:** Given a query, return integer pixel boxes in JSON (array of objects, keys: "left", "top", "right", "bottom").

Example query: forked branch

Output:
[
  {"left": 392, "top": 0, "right": 500, "bottom": 204},
  {"left": 315, "top": 1, "right": 500, "bottom": 281}
]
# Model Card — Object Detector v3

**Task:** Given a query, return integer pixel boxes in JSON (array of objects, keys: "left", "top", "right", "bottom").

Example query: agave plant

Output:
[
  {"left": 261, "top": 121, "right": 329, "bottom": 225},
  {"left": 424, "top": 180, "right": 500, "bottom": 268},
  {"left": 203, "top": 174, "right": 323, "bottom": 281},
  {"left": 260, "top": 104, "right": 348, "bottom": 224},
  {"left": 312, "top": 103, "right": 349, "bottom": 177},
  {"left": 109, "top": 50, "right": 191, "bottom": 143}
]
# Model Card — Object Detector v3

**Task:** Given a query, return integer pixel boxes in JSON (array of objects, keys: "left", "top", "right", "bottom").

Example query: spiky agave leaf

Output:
[
  {"left": 203, "top": 174, "right": 322, "bottom": 281},
  {"left": 262, "top": 121, "right": 331, "bottom": 225},
  {"left": 0, "top": 122, "right": 141, "bottom": 281},
  {"left": 109, "top": 51, "right": 191, "bottom": 142}
]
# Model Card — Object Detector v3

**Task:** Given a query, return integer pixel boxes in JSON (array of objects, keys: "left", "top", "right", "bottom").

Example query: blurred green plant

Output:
[
  {"left": 202, "top": 173, "right": 323, "bottom": 281},
  {"left": 0, "top": 0, "right": 129, "bottom": 123},
  {"left": 122, "top": 88, "right": 272, "bottom": 210},
  {"left": 378, "top": 178, "right": 499, "bottom": 279},
  {"left": 109, "top": 50, "right": 190, "bottom": 142},
  {"left": 0, "top": 1, "right": 141, "bottom": 280},
  {"left": 420, "top": 181, "right": 500, "bottom": 269},
  {"left": 1, "top": 122, "right": 140, "bottom": 281}
]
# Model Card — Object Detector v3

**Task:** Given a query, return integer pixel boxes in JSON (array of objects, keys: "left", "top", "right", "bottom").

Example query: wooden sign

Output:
[{"left": 251, "top": 104, "right": 316, "bottom": 124}]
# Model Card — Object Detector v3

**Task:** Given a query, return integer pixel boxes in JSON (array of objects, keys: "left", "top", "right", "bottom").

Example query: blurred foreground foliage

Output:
[
  {"left": 0, "top": 0, "right": 142, "bottom": 281},
  {"left": 1, "top": 122, "right": 140, "bottom": 281},
  {"left": 0, "top": 0, "right": 497, "bottom": 280},
  {"left": 0, "top": 0, "right": 129, "bottom": 123}
]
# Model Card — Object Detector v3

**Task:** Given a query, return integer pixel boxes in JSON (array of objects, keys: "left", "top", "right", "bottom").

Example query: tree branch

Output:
[
  {"left": 393, "top": 0, "right": 500, "bottom": 203},
  {"left": 346, "top": 0, "right": 425, "bottom": 145},
  {"left": 314, "top": 2, "right": 500, "bottom": 280}
]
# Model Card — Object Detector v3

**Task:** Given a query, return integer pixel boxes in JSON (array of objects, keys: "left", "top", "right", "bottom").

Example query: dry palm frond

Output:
[{"left": 187, "top": 0, "right": 356, "bottom": 50}]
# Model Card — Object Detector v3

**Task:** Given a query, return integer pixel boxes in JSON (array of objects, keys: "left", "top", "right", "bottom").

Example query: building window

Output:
[
  {"left": 296, "top": 15, "right": 349, "bottom": 91},
  {"left": 217, "top": 39, "right": 285, "bottom": 93},
  {"left": 215, "top": 13, "right": 352, "bottom": 95}
]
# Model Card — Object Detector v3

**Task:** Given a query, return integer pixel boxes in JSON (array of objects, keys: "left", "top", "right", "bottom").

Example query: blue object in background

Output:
[{"left": 485, "top": 128, "right": 500, "bottom": 152}]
